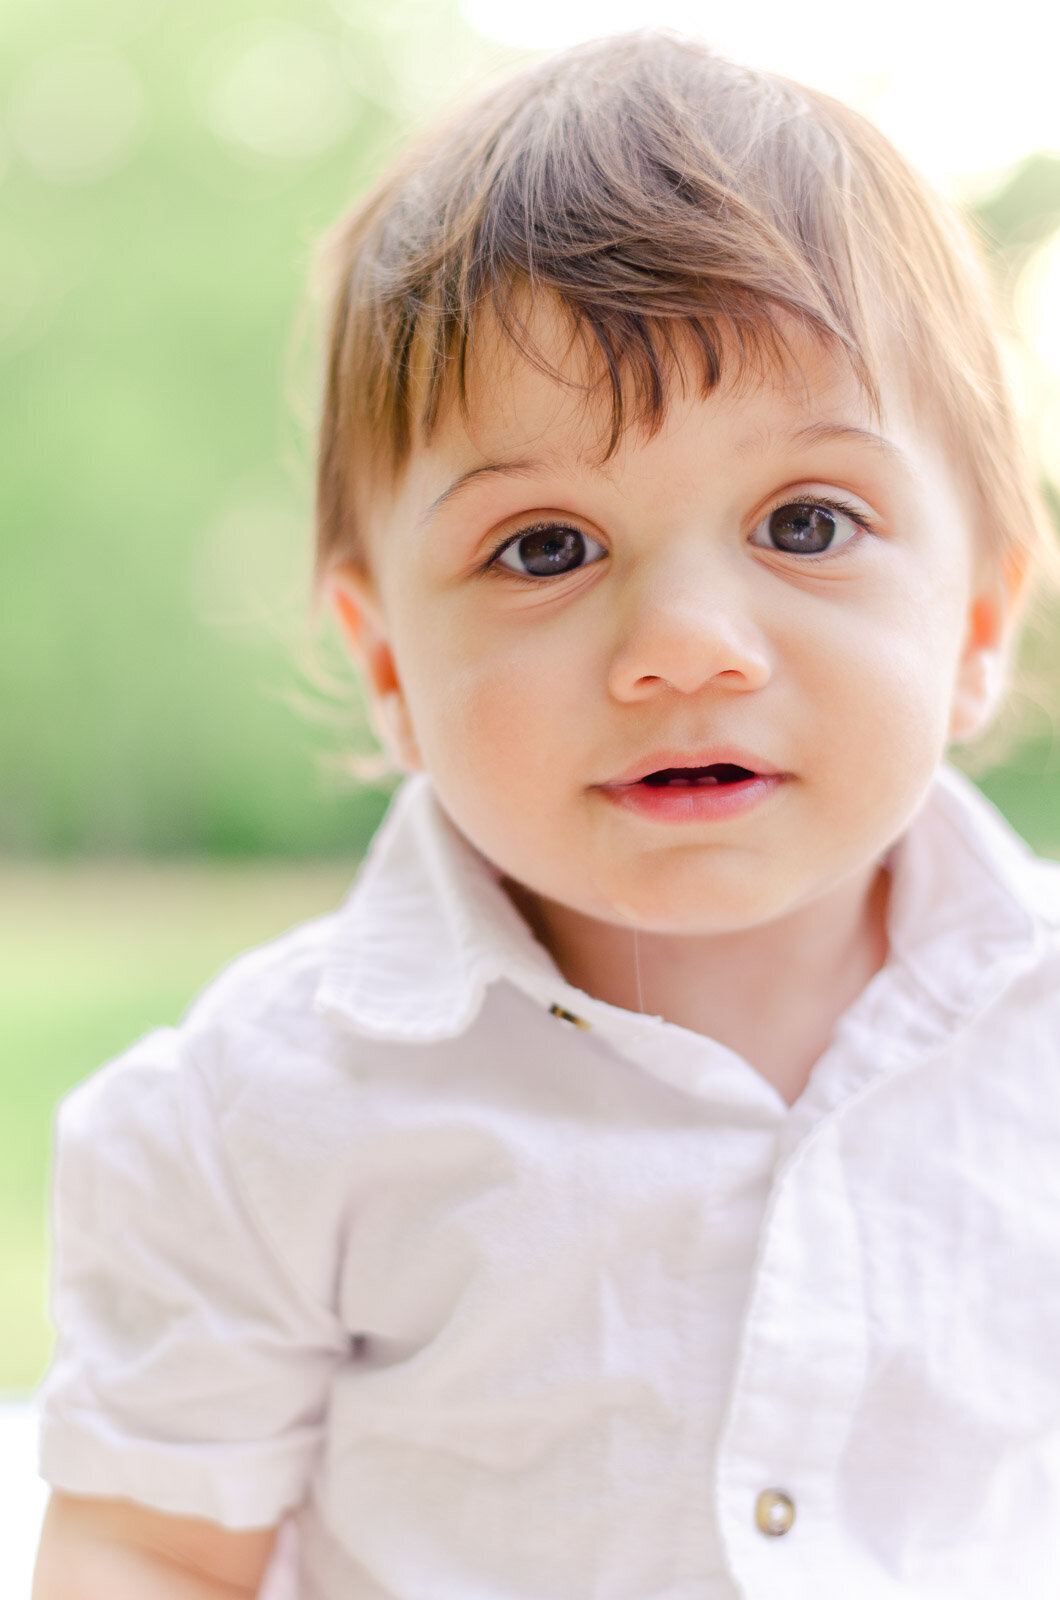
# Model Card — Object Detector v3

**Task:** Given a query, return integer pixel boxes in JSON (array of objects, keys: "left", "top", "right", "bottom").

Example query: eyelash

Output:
[
  {"left": 482, "top": 521, "right": 591, "bottom": 573},
  {"left": 754, "top": 493, "right": 875, "bottom": 558},
  {"left": 483, "top": 494, "right": 875, "bottom": 577}
]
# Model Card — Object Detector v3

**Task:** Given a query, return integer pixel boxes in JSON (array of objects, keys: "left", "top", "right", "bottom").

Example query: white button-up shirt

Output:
[{"left": 40, "top": 766, "right": 1060, "bottom": 1598}]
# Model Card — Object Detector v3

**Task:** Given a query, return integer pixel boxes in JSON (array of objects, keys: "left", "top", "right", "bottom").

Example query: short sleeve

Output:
[{"left": 38, "top": 1027, "right": 350, "bottom": 1529}]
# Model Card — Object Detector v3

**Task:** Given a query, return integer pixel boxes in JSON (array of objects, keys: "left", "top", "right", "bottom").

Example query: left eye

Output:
[
  {"left": 749, "top": 500, "right": 863, "bottom": 556},
  {"left": 495, "top": 524, "right": 607, "bottom": 577}
]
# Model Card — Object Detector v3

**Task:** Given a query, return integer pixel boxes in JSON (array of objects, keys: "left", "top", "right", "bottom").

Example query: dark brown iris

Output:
[{"left": 768, "top": 503, "right": 836, "bottom": 554}]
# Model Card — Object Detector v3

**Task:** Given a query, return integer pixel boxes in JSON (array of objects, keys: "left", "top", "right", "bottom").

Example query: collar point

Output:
[{"left": 313, "top": 975, "right": 491, "bottom": 1046}]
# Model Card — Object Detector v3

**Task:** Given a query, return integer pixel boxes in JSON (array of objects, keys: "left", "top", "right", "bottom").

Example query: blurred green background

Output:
[{"left": 2, "top": 0, "right": 1059, "bottom": 1391}]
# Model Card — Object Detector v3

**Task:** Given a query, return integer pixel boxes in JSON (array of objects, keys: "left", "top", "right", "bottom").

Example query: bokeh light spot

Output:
[
  {"left": 190, "top": 484, "right": 309, "bottom": 633},
  {"left": 197, "top": 23, "right": 355, "bottom": 163},
  {"left": 9, "top": 49, "right": 144, "bottom": 183},
  {"left": 1019, "top": 233, "right": 1060, "bottom": 379},
  {"left": 1015, "top": 232, "right": 1060, "bottom": 488}
]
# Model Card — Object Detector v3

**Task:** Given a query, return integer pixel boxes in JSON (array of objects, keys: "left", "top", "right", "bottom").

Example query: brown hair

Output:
[{"left": 315, "top": 31, "right": 1055, "bottom": 592}]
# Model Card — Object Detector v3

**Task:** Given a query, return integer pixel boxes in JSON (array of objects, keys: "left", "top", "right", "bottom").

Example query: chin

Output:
[{"left": 588, "top": 878, "right": 788, "bottom": 937}]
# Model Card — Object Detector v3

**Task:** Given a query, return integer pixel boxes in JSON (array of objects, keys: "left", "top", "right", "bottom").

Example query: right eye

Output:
[{"left": 494, "top": 523, "right": 607, "bottom": 578}]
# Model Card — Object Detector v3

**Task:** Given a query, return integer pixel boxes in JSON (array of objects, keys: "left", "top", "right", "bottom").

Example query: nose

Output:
[{"left": 607, "top": 554, "right": 773, "bottom": 702}]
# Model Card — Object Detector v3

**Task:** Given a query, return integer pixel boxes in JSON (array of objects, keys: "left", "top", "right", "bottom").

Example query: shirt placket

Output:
[{"left": 714, "top": 1112, "right": 891, "bottom": 1598}]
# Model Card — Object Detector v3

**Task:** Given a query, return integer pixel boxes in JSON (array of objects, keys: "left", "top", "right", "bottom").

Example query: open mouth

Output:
[
  {"left": 598, "top": 756, "right": 782, "bottom": 821},
  {"left": 640, "top": 764, "right": 756, "bottom": 787}
]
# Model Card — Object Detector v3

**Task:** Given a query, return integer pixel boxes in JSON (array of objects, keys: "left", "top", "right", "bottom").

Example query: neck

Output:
[{"left": 507, "top": 865, "right": 891, "bottom": 1107}]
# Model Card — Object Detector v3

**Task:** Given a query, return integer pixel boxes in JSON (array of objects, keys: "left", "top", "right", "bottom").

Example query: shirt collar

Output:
[
  {"left": 830, "top": 761, "right": 1059, "bottom": 1077},
  {"left": 314, "top": 774, "right": 563, "bottom": 1041},
  {"left": 315, "top": 766, "right": 1059, "bottom": 1047}
]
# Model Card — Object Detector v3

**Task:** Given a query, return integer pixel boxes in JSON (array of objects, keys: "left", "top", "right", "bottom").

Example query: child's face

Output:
[{"left": 336, "top": 307, "right": 1011, "bottom": 937}]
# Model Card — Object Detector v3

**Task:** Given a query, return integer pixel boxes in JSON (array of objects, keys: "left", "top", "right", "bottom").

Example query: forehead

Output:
[
  {"left": 457, "top": 294, "right": 903, "bottom": 460},
  {"left": 395, "top": 306, "right": 878, "bottom": 481}
]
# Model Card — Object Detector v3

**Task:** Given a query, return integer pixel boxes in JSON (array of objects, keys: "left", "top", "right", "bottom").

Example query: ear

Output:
[
  {"left": 948, "top": 555, "right": 1026, "bottom": 743},
  {"left": 329, "top": 563, "right": 423, "bottom": 772}
]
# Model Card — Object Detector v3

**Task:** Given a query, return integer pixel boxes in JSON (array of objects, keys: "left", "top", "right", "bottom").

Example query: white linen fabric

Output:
[{"left": 39, "top": 766, "right": 1060, "bottom": 1598}]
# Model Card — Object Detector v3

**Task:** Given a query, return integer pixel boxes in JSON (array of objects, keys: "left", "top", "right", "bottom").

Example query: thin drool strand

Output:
[{"left": 633, "top": 926, "right": 646, "bottom": 1016}]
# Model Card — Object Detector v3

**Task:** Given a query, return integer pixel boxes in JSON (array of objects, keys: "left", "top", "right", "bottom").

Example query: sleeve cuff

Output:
[{"left": 38, "top": 1407, "right": 318, "bottom": 1529}]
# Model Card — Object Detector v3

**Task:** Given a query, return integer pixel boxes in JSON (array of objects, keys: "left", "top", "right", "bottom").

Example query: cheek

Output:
[
  {"left": 398, "top": 611, "right": 591, "bottom": 786},
  {"left": 800, "top": 598, "right": 965, "bottom": 780}
]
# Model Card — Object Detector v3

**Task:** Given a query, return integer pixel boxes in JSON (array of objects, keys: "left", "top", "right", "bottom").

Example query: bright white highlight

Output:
[{"left": 461, "top": 0, "right": 1060, "bottom": 189}]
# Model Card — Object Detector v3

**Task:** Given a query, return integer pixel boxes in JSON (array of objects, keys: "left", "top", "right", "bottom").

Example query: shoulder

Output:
[
  {"left": 1028, "top": 852, "right": 1060, "bottom": 917},
  {"left": 59, "top": 904, "right": 360, "bottom": 1142},
  {"left": 967, "top": 839, "right": 1060, "bottom": 1046},
  {"left": 53, "top": 901, "right": 394, "bottom": 1313},
  {"left": 930, "top": 766, "right": 1060, "bottom": 930},
  {"left": 1005, "top": 837, "right": 1060, "bottom": 969},
  {"left": 57, "top": 891, "right": 369, "bottom": 1178},
  {"left": 1013, "top": 851, "right": 1060, "bottom": 1002},
  {"left": 170, "top": 899, "right": 423, "bottom": 1186},
  {"left": 182, "top": 907, "right": 349, "bottom": 1081}
]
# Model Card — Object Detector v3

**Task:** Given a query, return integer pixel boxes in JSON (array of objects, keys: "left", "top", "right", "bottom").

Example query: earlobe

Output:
[
  {"left": 948, "top": 571, "right": 1018, "bottom": 744},
  {"left": 328, "top": 564, "right": 423, "bottom": 772},
  {"left": 374, "top": 688, "right": 422, "bottom": 771},
  {"left": 948, "top": 648, "right": 1005, "bottom": 742}
]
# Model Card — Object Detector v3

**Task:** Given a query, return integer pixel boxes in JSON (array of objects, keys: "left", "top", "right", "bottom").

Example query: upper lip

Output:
[{"left": 597, "top": 747, "right": 785, "bottom": 788}]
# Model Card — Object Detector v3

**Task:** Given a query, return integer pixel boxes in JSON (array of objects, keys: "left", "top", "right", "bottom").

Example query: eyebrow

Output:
[
  {"left": 736, "top": 421, "right": 907, "bottom": 463},
  {"left": 418, "top": 459, "right": 547, "bottom": 527},
  {"left": 420, "top": 424, "right": 908, "bottom": 528}
]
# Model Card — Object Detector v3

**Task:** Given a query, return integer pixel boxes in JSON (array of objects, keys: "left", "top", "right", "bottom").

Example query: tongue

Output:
[{"left": 642, "top": 764, "right": 754, "bottom": 787}]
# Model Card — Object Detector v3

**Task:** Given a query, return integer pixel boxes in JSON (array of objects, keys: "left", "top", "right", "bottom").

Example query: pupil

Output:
[
  {"left": 769, "top": 503, "right": 835, "bottom": 554},
  {"left": 519, "top": 528, "right": 584, "bottom": 576}
]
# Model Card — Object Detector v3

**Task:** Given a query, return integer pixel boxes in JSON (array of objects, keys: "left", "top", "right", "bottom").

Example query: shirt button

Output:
[
  {"left": 549, "top": 1002, "right": 591, "bottom": 1030},
  {"left": 755, "top": 1489, "right": 796, "bottom": 1536}
]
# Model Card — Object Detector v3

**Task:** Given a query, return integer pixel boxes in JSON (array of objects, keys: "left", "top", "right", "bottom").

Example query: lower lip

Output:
[{"left": 596, "top": 773, "right": 786, "bottom": 823}]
